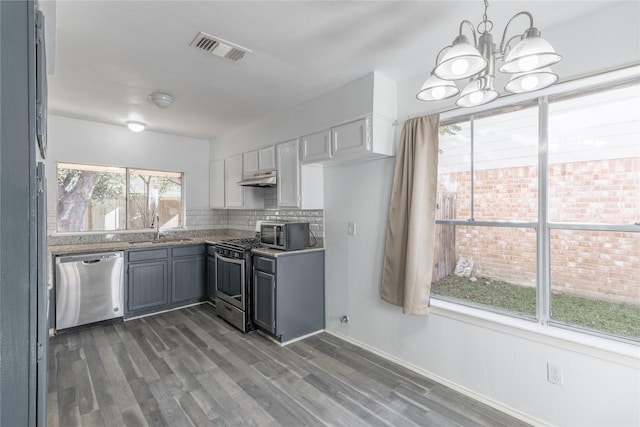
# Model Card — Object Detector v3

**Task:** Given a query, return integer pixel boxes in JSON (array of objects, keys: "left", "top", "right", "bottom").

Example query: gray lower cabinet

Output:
[
  {"left": 127, "top": 248, "right": 170, "bottom": 315},
  {"left": 253, "top": 250, "right": 325, "bottom": 342},
  {"left": 126, "top": 244, "right": 205, "bottom": 317},
  {"left": 171, "top": 245, "right": 206, "bottom": 304}
]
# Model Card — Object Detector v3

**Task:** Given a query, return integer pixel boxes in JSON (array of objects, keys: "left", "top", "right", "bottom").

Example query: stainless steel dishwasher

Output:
[{"left": 55, "top": 251, "right": 124, "bottom": 330}]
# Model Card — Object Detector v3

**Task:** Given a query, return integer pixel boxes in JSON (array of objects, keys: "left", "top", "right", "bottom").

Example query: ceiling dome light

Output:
[
  {"left": 504, "top": 67, "right": 558, "bottom": 93},
  {"left": 434, "top": 35, "right": 487, "bottom": 80},
  {"left": 499, "top": 28, "right": 561, "bottom": 73},
  {"left": 416, "top": 73, "right": 460, "bottom": 101},
  {"left": 149, "top": 92, "right": 174, "bottom": 109},
  {"left": 126, "top": 121, "right": 146, "bottom": 132}
]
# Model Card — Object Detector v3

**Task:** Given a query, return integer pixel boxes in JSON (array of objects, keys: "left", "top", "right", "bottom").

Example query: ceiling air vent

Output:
[{"left": 190, "top": 32, "right": 250, "bottom": 62}]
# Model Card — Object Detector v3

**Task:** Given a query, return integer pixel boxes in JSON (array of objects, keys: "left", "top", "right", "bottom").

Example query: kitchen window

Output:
[
  {"left": 57, "top": 163, "right": 183, "bottom": 232},
  {"left": 431, "top": 81, "right": 640, "bottom": 342}
]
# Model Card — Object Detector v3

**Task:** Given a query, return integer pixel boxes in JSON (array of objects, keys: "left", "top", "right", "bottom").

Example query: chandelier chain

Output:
[{"left": 478, "top": 0, "right": 493, "bottom": 34}]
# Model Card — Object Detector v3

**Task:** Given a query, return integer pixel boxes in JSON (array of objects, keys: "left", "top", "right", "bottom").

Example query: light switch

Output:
[{"left": 347, "top": 221, "right": 356, "bottom": 236}]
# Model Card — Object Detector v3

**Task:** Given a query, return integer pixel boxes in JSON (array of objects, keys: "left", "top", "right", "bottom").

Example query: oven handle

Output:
[{"left": 214, "top": 252, "right": 245, "bottom": 265}]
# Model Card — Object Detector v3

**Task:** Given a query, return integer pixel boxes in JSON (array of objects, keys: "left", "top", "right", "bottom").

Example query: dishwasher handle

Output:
[{"left": 56, "top": 251, "right": 124, "bottom": 265}]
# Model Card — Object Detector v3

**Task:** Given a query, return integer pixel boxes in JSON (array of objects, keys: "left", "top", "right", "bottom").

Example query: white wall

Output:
[
  {"left": 46, "top": 115, "right": 210, "bottom": 227},
  {"left": 322, "top": 2, "right": 640, "bottom": 426}
]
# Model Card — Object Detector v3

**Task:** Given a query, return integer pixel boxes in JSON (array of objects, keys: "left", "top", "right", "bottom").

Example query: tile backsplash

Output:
[{"left": 49, "top": 205, "right": 324, "bottom": 245}]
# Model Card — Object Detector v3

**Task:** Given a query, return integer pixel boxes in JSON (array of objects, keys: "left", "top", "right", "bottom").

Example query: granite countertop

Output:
[
  {"left": 48, "top": 230, "right": 325, "bottom": 256},
  {"left": 48, "top": 231, "right": 244, "bottom": 255},
  {"left": 252, "top": 245, "right": 325, "bottom": 258}
]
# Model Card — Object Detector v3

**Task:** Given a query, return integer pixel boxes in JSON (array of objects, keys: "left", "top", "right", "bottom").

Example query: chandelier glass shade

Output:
[{"left": 417, "top": 1, "right": 562, "bottom": 108}]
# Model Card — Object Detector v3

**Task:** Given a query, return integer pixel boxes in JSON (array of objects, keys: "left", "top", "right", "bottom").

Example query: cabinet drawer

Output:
[
  {"left": 254, "top": 256, "right": 275, "bottom": 274},
  {"left": 127, "top": 248, "right": 169, "bottom": 262},
  {"left": 171, "top": 244, "right": 205, "bottom": 258}
]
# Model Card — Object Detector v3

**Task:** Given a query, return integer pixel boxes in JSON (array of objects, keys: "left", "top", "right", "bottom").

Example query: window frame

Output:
[
  {"left": 55, "top": 161, "right": 185, "bottom": 233},
  {"left": 433, "top": 73, "right": 640, "bottom": 344}
]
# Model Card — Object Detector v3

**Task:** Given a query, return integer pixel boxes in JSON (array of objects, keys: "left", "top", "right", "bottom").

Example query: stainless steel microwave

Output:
[{"left": 260, "top": 222, "right": 310, "bottom": 251}]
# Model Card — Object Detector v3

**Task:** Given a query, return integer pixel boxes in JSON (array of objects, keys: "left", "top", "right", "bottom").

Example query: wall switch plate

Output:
[
  {"left": 347, "top": 222, "right": 356, "bottom": 236},
  {"left": 547, "top": 363, "right": 564, "bottom": 386}
]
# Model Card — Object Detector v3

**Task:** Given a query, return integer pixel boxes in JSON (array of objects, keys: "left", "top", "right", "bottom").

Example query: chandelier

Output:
[{"left": 417, "top": 0, "right": 562, "bottom": 108}]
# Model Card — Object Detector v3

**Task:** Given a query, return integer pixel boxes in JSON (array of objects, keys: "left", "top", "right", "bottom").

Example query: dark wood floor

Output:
[{"left": 47, "top": 304, "right": 530, "bottom": 427}]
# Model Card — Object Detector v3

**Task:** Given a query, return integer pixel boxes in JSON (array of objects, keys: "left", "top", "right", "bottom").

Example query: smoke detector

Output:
[{"left": 190, "top": 32, "right": 250, "bottom": 62}]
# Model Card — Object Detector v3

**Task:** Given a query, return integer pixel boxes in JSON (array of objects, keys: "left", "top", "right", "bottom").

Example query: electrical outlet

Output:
[
  {"left": 547, "top": 363, "right": 564, "bottom": 386},
  {"left": 347, "top": 221, "right": 357, "bottom": 236}
]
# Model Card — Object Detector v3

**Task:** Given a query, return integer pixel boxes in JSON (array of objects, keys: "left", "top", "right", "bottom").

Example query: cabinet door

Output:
[
  {"left": 301, "top": 130, "right": 332, "bottom": 163},
  {"left": 332, "top": 117, "right": 371, "bottom": 157},
  {"left": 209, "top": 160, "right": 225, "bottom": 208},
  {"left": 253, "top": 269, "right": 276, "bottom": 334},
  {"left": 171, "top": 255, "right": 205, "bottom": 304},
  {"left": 225, "top": 154, "right": 244, "bottom": 208},
  {"left": 276, "top": 139, "right": 301, "bottom": 208},
  {"left": 243, "top": 151, "right": 259, "bottom": 177},
  {"left": 258, "top": 146, "right": 276, "bottom": 170},
  {"left": 127, "top": 261, "right": 169, "bottom": 313}
]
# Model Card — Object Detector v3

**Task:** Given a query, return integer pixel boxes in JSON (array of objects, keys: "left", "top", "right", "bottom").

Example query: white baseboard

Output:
[{"left": 323, "top": 329, "right": 549, "bottom": 427}]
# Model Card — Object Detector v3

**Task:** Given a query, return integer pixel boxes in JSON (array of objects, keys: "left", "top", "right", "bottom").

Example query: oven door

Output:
[{"left": 215, "top": 252, "right": 245, "bottom": 310}]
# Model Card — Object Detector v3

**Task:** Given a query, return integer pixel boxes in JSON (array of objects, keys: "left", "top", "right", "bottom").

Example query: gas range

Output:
[
  {"left": 212, "top": 237, "right": 262, "bottom": 333},
  {"left": 214, "top": 237, "right": 262, "bottom": 254}
]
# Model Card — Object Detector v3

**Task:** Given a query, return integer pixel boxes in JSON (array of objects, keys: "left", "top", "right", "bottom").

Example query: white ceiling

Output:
[{"left": 44, "top": 1, "right": 619, "bottom": 141}]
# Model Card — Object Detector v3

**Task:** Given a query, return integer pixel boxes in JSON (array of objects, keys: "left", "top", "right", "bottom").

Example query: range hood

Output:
[{"left": 237, "top": 169, "right": 277, "bottom": 187}]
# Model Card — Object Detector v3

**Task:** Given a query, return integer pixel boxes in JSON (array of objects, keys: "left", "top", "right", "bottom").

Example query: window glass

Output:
[
  {"left": 128, "top": 169, "right": 183, "bottom": 230},
  {"left": 473, "top": 107, "right": 538, "bottom": 221},
  {"left": 56, "top": 163, "right": 183, "bottom": 232},
  {"left": 432, "top": 226, "right": 537, "bottom": 317},
  {"left": 550, "top": 230, "right": 640, "bottom": 340},
  {"left": 437, "top": 121, "right": 471, "bottom": 220},
  {"left": 57, "top": 163, "right": 126, "bottom": 232},
  {"left": 432, "top": 81, "right": 640, "bottom": 342},
  {"left": 548, "top": 85, "right": 640, "bottom": 224}
]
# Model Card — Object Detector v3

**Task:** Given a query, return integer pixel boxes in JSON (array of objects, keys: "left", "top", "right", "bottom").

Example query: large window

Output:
[
  {"left": 57, "top": 163, "right": 183, "bottom": 232},
  {"left": 431, "top": 81, "right": 640, "bottom": 342}
]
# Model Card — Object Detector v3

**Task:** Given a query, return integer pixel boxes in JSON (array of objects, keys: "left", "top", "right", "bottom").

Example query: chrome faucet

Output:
[{"left": 153, "top": 213, "right": 161, "bottom": 240}]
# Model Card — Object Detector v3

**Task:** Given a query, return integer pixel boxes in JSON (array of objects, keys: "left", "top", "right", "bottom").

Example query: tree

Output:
[
  {"left": 57, "top": 168, "right": 125, "bottom": 232},
  {"left": 57, "top": 170, "right": 101, "bottom": 231}
]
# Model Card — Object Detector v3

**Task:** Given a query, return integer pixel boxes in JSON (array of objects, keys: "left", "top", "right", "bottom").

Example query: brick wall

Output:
[{"left": 437, "top": 157, "right": 639, "bottom": 303}]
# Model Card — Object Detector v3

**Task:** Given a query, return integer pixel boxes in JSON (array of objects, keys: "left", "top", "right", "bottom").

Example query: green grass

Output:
[{"left": 431, "top": 274, "right": 640, "bottom": 340}]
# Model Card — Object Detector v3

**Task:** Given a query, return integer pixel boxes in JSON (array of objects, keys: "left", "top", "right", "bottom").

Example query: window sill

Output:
[{"left": 430, "top": 298, "right": 639, "bottom": 366}]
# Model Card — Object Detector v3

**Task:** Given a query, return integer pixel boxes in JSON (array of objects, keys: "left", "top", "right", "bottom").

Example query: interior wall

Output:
[
  {"left": 46, "top": 115, "right": 211, "bottom": 232},
  {"left": 323, "top": 2, "right": 640, "bottom": 426}
]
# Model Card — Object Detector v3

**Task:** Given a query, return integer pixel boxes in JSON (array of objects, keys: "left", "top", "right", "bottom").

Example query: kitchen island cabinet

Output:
[{"left": 253, "top": 249, "right": 324, "bottom": 343}]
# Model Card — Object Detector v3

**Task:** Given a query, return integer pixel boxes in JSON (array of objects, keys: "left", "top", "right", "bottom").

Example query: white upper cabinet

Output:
[
  {"left": 258, "top": 146, "right": 276, "bottom": 170},
  {"left": 332, "top": 117, "right": 370, "bottom": 157},
  {"left": 209, "top": 159, "right": 225, "bottom": 208},
  {"left": 222, "top": 154, "right": 263, "bottom": 209},
  {"left": 301, "top": 115, "right": 394, "bottom": 165},
  {"left": 276, "top": 139, "right": 301, "bottom": 208},
  {"left": 225, "top": 154, "right": 245, "bottom": 208},
  {"left": 276, "top": 139, "right": 323, "bottom": 209},
  {"left": 301, "top": 130, "right": 332, "bottom": 164},
  {"left": 244, "top": 146, "right": 276, "bottom": 177}
]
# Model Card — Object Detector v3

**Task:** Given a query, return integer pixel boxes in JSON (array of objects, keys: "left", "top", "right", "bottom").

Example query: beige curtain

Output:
[{"left": 381, "top": 114, "right": 440, "bottom": 315}]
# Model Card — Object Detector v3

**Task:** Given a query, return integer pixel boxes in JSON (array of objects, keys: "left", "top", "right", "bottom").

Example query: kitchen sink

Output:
[{"left": 129, "top": 238, "right": 193, "bottom": 246}]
